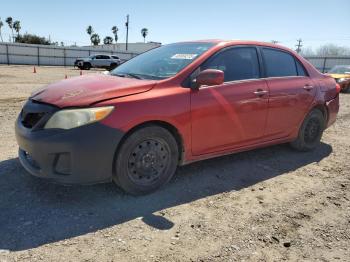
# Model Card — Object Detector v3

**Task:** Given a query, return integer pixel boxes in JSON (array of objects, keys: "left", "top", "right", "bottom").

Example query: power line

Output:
[{"left": 125, "top": 14, "right": 129, "bottom": 51}]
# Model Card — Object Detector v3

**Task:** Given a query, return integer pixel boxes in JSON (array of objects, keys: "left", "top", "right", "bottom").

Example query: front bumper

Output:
[{"left": 15, "top": 116, "right": 124, "bottom": 185}]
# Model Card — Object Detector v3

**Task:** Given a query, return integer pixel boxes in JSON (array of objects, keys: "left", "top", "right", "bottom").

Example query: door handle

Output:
[
  {"left": 303, "top": 85, "right": 314, "bottom": 91},
  {"left": 254, "top": 89, "right": 268, "bottom": 96}
]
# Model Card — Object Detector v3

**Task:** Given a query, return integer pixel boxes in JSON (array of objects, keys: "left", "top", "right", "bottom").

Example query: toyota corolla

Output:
[{"left": 15, "top": 40, "right": 340, "bottom": 195}]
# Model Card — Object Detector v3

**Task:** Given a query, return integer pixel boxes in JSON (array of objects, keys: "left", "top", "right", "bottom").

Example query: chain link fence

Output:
[{"left": 303, "top": 56, "right": 350, "bottom": 73}]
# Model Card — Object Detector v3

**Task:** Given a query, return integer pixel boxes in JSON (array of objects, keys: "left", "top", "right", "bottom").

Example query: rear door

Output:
[
  {"left": 191, "top": 46, "right": 269, "bottom": 155},
  {"left": 261, "top": 47, "right": 316, "bottom": 139},
  {"left": 93, "top": 55, "right": 110, "bottom": 67}
]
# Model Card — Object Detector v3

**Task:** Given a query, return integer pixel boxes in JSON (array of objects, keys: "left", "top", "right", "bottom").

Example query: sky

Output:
[{"left": 1, "top": 0, "right": 349, "bottom": 50}]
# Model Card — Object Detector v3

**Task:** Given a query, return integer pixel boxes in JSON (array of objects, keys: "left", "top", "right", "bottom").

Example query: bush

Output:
[{"left": 15, "top": 34, "right": 51, "bottom": 45}]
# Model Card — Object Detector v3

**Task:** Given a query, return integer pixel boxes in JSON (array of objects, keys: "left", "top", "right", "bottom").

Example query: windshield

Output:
[
  {"left": 110, "top": 42, "right": 215, "bottom": 80},
  {"left": 328, "top": 65, "right": 350, "bottom": 74}
]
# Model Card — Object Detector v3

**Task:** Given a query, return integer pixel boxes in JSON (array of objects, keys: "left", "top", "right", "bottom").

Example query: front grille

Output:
[
  {"left": 21, "top": 112, "right": 45, "bottom": 128},
  {"left": 20, "top": 100, "right": 58, "bottom": 130}
]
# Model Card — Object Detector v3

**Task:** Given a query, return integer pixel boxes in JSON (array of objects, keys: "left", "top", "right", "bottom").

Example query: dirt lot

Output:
[{"left": 0, "top": 65, "right": 349, "bottom": 262}]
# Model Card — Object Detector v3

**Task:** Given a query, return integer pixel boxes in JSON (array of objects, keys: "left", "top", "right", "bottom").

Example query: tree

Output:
[
  {"left": 103, "top": 36, "right": 113, "bottom": 45},
  {"left": 6, "top": 17, "right": 14, "bottom": 42},
  {"left": 0, "top": 18, "right": 4, "bottom": 42},
  {"left": 141, "top": 28, "right": 148, "bottom": 43},
  {"left": 13, "top": 20, "right": 21, "bottom": 38},
  {"left": 315, "top": 44, "right": 350, "bottom": 56},
  {"left": 300, "top": 46, "right": 315, "bottom": 57},
  {"left": 90, "top": 33, "right": 100, "bottom": 46},
  {"left": 111, "top": 26, "right": 118, "bottom": 43},
  {"left": 86, "top": 25, "right": 93, "bottom": 45},
  {"left": 15, "top": 33, "right": 51, "bottom": 45}
]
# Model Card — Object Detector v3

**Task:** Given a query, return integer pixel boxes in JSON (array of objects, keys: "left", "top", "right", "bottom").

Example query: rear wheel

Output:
[
  {"left": 114, "top": 126, "right": 179, "bottom": 195},
  {"left": 342, "top": 84, "right": 350, "bottom": 93},
  {"left": 290, "top": 109, "right": 325, "bottom": 151},
  {"left": 109, "top": 63, "right": 118, "bottom": 70}
]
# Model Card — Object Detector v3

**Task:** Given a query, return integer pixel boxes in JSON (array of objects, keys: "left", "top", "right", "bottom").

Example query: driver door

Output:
[{"left": 191, "top": 46, "right": 269, "bottom": 155}]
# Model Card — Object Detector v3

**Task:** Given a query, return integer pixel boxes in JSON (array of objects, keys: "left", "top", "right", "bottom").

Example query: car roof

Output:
[{"left": 178, "top": 39, "right": 295, "bottom": 53}]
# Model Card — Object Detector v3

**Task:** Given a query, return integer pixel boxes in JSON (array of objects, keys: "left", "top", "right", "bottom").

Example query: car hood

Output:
[{"left": 30, "top": 74, "right": 157, "bottom": 108}]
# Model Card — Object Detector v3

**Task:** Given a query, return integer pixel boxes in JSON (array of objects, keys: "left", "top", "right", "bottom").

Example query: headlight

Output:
[
  {"left": 44, "top": 106, "right": 114, "bottom": 129},
  {"left": 337, "top": 78, "right": 349, "bottom": 83}
]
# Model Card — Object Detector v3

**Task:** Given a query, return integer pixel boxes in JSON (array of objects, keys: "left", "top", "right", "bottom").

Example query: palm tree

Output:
[
  {"left": 13, "top": 20, "right": 21, "bottom": 40},
  {"left": 6, "top": 17, "right": 14, "bottom": 42},
  {"left": 86, "top": 25, "right": 93, "bottom": 45},
  {"left": 103, "top": 36, "right": 113, "bottom": 45},
  {"left": 111, "top": 26, "right": 118, "bottom": 43},
  {"left": 141, "top": 28, "right": 148, "bottom": 43},
  {"left": 0, "top": 18, "right": 4, "bottom": 42},
  {"left": 90, "top": 33, "right": 100, "bottom": 46}
]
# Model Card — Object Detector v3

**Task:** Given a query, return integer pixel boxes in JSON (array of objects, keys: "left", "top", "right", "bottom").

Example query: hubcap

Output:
[
  {"left": 304, "top": 118, "right": 321, "bottom": 144},
  {"left": 127, "top": 139, "right": 169, "bottom": 185}
]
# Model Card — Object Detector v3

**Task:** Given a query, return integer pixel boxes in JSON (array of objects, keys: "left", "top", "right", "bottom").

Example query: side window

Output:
[
  {"left": 95, "top": 55, "right": 103, "bottom": 59},
  {"left": 295, "top": 59, "right": 307, "bottom": 76},
  {"left": 201, "top": 47, "right": 260, "bottom": 82},
  {"left": 262, "top": 48, "right": 297, "bottom": 77}
]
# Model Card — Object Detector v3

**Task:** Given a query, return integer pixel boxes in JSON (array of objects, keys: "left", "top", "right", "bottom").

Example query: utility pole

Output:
[
  {"left": 125, "top": 14, "right": 129, "bottom": 51},
  {"left": 295, "top": 38, "right": 303, "bottom": 53}
]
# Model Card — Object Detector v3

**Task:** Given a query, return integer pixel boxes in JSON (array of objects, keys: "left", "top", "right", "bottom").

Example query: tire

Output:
[
  {"left": 109, "top": 63, "right": 118, "bottom": 71},
  {"left": 114, "top": 126, "right": 179, "bottom": 195},
  {"left": 342, "top": 84, "right": 350, "bottom": 93},
  {"left": 290, "top": 109, "right": 325, "bottom": 151},
  {"left": 83, "top": 62, "right": 91, "bottom": 70}
]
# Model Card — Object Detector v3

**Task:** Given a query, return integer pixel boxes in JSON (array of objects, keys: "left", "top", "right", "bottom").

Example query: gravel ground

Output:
[{"left": 0, "top": 65, "right": 349, "bottom": 262}]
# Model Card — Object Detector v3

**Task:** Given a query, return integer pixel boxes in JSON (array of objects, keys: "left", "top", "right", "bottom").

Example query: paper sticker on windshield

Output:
[{"left": 171, "top": 54, "right": 198, "bottom": 60}]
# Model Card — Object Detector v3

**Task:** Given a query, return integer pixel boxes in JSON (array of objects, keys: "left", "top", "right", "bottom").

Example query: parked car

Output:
[
  {"left": 74, "top": 54, "right": 121, "bottom": 70},
  {"left": 326, "top": 65, "right": 350, "bottom": 93},
  {"left": 16, "top": 40, "right": 340, "bottom": 195}
]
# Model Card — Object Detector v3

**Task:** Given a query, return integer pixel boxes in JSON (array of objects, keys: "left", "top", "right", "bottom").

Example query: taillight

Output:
[{"left": 335, "top": 83, "right": 341, "bottom": 94}]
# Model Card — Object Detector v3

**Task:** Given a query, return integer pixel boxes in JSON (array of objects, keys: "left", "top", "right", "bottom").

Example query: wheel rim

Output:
[
  {"left": 304, "top": 118, "right": 321, "bottom": 144},
  {"left": 127, "top": 139, "right": 170, "bottom": 186}
]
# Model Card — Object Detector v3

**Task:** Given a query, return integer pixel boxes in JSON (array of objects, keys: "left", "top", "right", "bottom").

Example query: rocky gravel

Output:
[{"left": 0, "top": 65, "right": 349, "bottom": 261}]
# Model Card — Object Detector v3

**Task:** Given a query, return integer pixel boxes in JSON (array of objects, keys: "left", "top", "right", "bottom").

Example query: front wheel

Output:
[
  {"left": 114, "top": 126, "right": 179, "bottom": 195},
  {"left": 83, "top": 62, "right": 91, "bottom": 70},
  {"left": 290, "top": 109, "right": 325, "bottom": 151}
]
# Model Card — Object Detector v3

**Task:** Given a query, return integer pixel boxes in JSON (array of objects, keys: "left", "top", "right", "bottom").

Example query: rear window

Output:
[
  {"left": 296, "top": 59, "right": 307, "bottom": 76},
  {"left": 262, "top": 48, "right": 298, "bottom": 77}
]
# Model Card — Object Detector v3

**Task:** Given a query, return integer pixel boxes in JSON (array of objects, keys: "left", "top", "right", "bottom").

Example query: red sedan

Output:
[{"left": 15, "top": 40, "right": 340, "bottom": 194}]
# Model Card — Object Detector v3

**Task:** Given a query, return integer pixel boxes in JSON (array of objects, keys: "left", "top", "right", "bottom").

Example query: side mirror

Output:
[{"left": 195, "top": 69, "right": 224, "bottom": 88}]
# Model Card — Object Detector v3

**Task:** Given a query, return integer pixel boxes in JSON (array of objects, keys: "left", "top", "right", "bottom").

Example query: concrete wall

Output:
[
  {"left": 0, "top": 42, "right": 141, "bottom": 66},
  {"left": 85, "top": 42, "right": 161, "bottom": 54}
]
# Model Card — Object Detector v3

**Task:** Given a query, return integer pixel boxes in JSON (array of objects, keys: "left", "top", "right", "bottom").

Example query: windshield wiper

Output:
[{"left": 114, "top": 73, "right": 143, "bottom": 79}]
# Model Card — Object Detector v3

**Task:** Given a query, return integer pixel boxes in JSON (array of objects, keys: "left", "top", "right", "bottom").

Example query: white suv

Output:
[{"left": 75, "top": 55, "right": 121, "bottom": 70}]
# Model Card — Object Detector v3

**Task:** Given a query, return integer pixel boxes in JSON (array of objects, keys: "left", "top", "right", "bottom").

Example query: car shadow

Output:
[{"left": 0, "top": 142, "right": 332, "bottom": 251}]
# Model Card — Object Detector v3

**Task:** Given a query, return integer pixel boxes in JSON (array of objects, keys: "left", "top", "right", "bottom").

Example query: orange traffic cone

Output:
[
  {"left": 80, "top": 70, "right": 82, "bottom": 76},
  {"left": 33, "top": 66, "right": 37, "bottom": 73}
]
